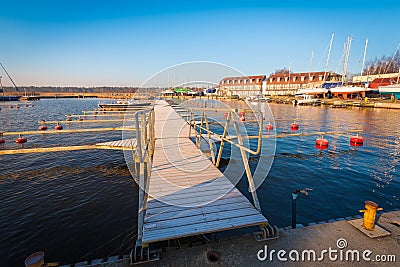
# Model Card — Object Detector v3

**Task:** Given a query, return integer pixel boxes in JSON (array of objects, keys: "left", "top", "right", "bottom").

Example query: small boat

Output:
[
  {"left": 20, "top": 95, "right": 41, "bottom": 101},
  {"left": 293, "top": 94, "right": 321, "bottom": 106},
  {"left": 378, "top": 84, "right": 400, "bottom": 99},
  {"left": 245, "top": 95, "right": 271, "bottom": 102}
]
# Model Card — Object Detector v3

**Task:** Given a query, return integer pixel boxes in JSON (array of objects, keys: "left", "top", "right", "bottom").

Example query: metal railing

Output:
[
  {"left": 132, "top": 107, "right": 155, "bottom": 250},
  {"left": 187, "top": 107, "right": 263, "bottom": 212}
]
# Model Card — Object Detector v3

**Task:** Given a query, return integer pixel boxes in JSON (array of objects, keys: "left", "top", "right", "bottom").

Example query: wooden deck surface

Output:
[{"left": 141, "top": 101, "right": 267, "bottom": 244}]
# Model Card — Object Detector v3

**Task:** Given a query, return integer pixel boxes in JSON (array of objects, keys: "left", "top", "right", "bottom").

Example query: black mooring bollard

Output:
[{"left": 292, "top": 190, "right": 300, "bottom": 229}]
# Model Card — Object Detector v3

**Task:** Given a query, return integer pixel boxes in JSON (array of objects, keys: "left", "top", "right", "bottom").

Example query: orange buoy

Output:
[
  {"left": 350, "top": 136, "right": 364, "bottom": 146},
  {"left": 290, "top": 123, "right": 299, "bottom": 131},
  {"left": 265, "top": 124, "right": 274, "bottom": 131},
  {"left": 240, "top": 116, "right": 245, "bottom": 122},
  {"left": 39, "top": 125, "right": 48, "bottom": 131},
  {"left": 315, "top": 138, "right": 329, "bottom": 149},
  {"left": 15, "top": 135, "right": 27, "bottom": 144},
  {"left": 55, "top": 124, "right": 63, "bottom": 130}
]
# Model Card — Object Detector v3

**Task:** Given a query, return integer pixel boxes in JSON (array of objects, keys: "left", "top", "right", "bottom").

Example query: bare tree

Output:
[{"left": 365, "top": 52, "right": 400, "bottom": 75}]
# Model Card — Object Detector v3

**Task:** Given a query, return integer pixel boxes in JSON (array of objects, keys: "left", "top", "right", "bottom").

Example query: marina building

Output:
[
  {"left": 265, "top": 71, "right": 341, "bottom": 96},
  {"left": 218, "top": 75, "right": 266, "bottom": 98},
  {"left": 352, "top": 72, "right": 399, "bottom": 83}
]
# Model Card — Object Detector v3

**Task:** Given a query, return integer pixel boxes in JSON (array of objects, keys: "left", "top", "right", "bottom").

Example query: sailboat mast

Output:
[
  {"left": 360, "top": 38, "right": 369, "bottom": 78},
  {"left": 323, "top": 33, "right": 334, "bottom": 81},
  {"left": 342, "top": 36, "right": 353, "bottom": 85},
  {"left": 0, "top": 63, "right": 20, "bottom": 93},
  {"left": 310, "top": 50, "right": 314, "bottom": 76}
]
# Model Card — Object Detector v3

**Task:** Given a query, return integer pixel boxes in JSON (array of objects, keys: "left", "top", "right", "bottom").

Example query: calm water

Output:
[{"left": 1, "top": 99, "right": 399, "bottom": 266}]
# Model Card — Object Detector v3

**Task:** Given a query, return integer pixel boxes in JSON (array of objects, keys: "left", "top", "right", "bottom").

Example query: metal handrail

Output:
[
  {"left": 133, "top": 107, "right": 155, "bottom": 248},
  {"left": 188, "top": 107, "right": 263, "bottom": 212}
]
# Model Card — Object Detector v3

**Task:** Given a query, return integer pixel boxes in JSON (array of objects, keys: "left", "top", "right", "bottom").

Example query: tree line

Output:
[{"left": 364, "top": 51, "right": 400, "bottom": 75}]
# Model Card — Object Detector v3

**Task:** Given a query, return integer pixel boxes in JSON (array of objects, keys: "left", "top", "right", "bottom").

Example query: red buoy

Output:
[
  {"left": 239, "top": 111, "right": 245, "bottom": 117},
  {"left": 16, "top": 105, "right": 20, "bottom": 109},
  {"left": 224, "top": 112, "right": 229, "bottom": 118},
  {"left": 55, "top": 124, "right": 63, "bottom": 130},
  {"left": 315, "top": 138, "right": 329, "bottom": 149},
  {"left": 265, "top": 124, "right": 274, "bottom": 131},
  {"left": 350, "top": 136, "right": 364, "bottom": 146},
  {"left": 240, "top": 116, "right": 245, "bottom": 122},
  {"left": 9, "top": 105, "right": 13, "bottom": 108},
  {"left": 290, "top": 123, "right": 299, "bottom": 131},
  {"left": 39, "top": 125, "right": 48, "bottom": 131},
  {"left": 15, "top": 135, "right": 27, "bottom": 144},
  {"left": 66, "top": 117, "right": 72, "bottom": 121},
  {"left": 78, "top": 117, "right": 83, "bottom": 121},
  {"left": 0, "top": 139, "right": 5, "bottom": 144},
  {"left": 93, "top": 111, "right": 97, "bottom": 115}
]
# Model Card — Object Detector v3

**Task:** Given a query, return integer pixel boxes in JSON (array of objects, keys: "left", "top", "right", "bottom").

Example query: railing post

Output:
[
  {"left": 204, "top": 113, "right": 216, "bottom": 164},
  {"left": 232, "top": 113, "right": 262, "bottom": 213},
  {"left": 216, "top": 111, "right": 231, "bottom": 167}
]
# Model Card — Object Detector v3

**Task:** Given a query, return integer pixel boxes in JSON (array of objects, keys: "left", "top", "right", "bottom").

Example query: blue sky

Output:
[{"left": 0, "top": 0, "right": 399, "bottom": 86}]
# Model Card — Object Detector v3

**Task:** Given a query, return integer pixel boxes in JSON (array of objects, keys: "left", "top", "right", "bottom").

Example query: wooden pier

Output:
[{"left": 133, "top": 101, "right": 269, "bottom": 259}]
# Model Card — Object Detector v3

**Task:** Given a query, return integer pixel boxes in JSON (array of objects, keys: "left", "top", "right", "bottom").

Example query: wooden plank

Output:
[
  {"left": 148, "top": 178, "right": 233, "bottom": 191},
  {"left": 147, "top": 182, "right": 234, "bottom": 195},
  {"left": 145, "top": 201, "right": 255, "bottom": 223},
  {"left": 0, "top": 145, "right": 99, "bottom": 155},
  {"left": 65, "top": 114, "right": 126, "bottom": 117},
  {"left": 144, "top": 207, "right": 260, "bottom": 231},
  {"left": 96, "top": 139, "right": 136, "bottom": 148},
  {"left": 0, "top": 139, "right": 136, "bottom": 155},
  {"left": 1, "top": 127, "right": 136, "bottom": 136},
  {"left": 142, "top": 214, "right": 266, "bottom": 243},
  {"left": 146, "top": 191, "right": 243, "bottom": 210},
  {"left": 40, "top": 119, "right": 131, "bottom": 124}
]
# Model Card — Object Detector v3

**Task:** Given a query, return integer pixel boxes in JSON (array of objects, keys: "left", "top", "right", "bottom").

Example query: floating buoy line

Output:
[
  {"left": 0, "top": 104, "right": 364, "bottom": 153},
  {"left": 185, "top": 107, "right": 365, "bottom": 151}
]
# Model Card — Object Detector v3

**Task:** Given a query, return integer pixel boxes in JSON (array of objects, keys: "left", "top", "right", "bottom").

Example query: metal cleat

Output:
[{"left": 254, "top": 223, "right": 279, "bottom": 241}]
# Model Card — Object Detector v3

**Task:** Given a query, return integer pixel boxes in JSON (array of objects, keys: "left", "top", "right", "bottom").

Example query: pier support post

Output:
[{"left": 292, "top": 190, "right": 300, "bottom": 229}]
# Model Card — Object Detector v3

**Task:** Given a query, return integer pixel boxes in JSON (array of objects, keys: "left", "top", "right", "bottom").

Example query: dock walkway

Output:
[{"left": 140, "top": 101, "right": 267, "bottom": 244}]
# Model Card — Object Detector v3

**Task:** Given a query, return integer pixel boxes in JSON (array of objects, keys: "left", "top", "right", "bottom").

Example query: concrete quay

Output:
[{"left": 61, "top": 210, "right": 400, "bottom": 267}]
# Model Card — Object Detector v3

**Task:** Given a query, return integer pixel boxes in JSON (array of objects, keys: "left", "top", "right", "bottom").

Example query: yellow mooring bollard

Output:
[{"left": 359, "top": 201, "right": 383, "bottom": 230}]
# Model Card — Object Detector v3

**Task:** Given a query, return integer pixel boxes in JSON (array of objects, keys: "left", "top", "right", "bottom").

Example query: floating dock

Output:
[{"left": 139, "top": 101, "right": 268, "bottom": 244}]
